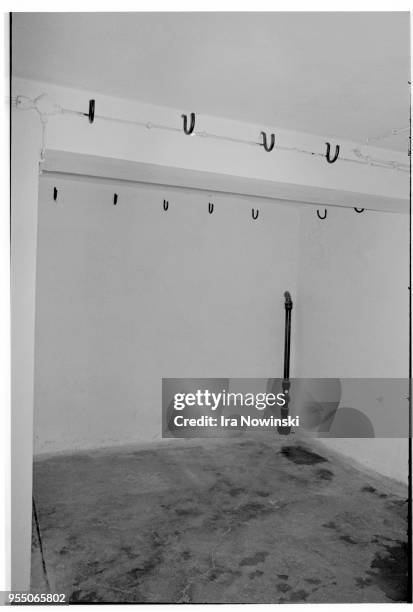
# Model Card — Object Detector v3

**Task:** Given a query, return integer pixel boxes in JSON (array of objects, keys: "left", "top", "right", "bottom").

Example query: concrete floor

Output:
[{"left": 31, "top": 437, "right": 409, "bottom": 603}]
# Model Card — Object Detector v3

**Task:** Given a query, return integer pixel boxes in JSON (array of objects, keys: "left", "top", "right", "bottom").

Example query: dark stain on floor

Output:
[
  {"left": 280, "top": 445, "right": 328, "bottom": 465},
  {"left": 31, "top": 438, "right": 408, "bottom": 603},
  {"left": 277, "top": 582, "right": 292, "bottom": 593},
  {"left": 305, "top": 577, "right": 321, "bottom": 585},
  {"left": 361, "top": 485, "right": 388, "bottom": 498},
  {"left": 316, "top": 468, "right": 334, "bottom": 480},
  {"left": 367, "top": 541, "right": 409, "bottom": 602},
  {"left": 249, "top": 569, "right": 264, "bottom": 580},
  {"left": 339, "top": 534, "right": 358, "bottom": 545},
  {"left": 288, "top": 588, "right": 310, "bottom": 601},
  {"left": 239, "top": 551, "right": 268, "bottom": 566}
]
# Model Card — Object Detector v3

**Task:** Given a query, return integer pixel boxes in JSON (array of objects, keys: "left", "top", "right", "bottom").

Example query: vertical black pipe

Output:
[
  {"left": 283, "top": 291, "right": 292, "bottom": 380},
  {"left": 279, "top": 291, "right": 293, "bottom": 435}
]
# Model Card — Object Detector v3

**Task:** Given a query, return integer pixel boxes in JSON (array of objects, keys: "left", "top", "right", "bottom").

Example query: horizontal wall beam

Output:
[{"left": 43, "top": 150, "right": 408, "bottom": 214}]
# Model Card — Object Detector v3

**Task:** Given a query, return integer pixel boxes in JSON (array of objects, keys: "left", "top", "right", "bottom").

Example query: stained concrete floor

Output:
[{"left": 31, "top": 437, "right": 409, "bottom": 603}]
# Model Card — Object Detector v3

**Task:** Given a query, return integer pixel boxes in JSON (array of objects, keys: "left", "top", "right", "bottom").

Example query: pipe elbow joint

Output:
[{"left": 284, "top": 291, "right": 293, "bottom": 310}]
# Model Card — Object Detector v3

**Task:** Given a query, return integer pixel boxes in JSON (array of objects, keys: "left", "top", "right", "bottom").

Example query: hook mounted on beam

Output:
[
  {"left": 260, "top": 131, "right": 275, "bottom": 152},
  {"left": 163, "top": 199, "right": 169, "bottom": 211},
  {"left": 317, "top": 209, "right": 327, "bottom": 220},
  {"left": 208, "top": 202, "right": 214, "bottom": 214},
  {"left": 252, "top": 208, "right": 259, "bottom": 220},
  {"left": 354, "top": 207, "right": 365, "bottom": 213},
  {"left": 83, "top": 99, "right": 95, "bottom": 124},
  {"left": 181, "top": 112, "right": 195, "bottom": 135},
  {"left": 325, "top": 142, "right": 340, "bottom": 164}
]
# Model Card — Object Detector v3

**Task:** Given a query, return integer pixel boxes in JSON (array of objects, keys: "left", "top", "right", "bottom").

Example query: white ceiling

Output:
[{"left": 12, "top": 12, "right": 411, "bottom": 151}]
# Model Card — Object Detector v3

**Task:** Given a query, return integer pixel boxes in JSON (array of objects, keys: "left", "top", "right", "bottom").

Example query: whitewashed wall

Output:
[
  {"left": 34, "top": 175, "right": 299, "bottom": 453},
  {"left": 295, "top": 205, "right": 409, "bottom": 482}
]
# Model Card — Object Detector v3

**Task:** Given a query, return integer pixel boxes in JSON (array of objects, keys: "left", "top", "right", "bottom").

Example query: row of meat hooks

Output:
[
  {"left": 52, "top": 187, "right": 365, "bottom": 220},
  {"left": 12, "top": 95, "right": 410, "bottom": 170},
  {"left": 78, "top": 100, "right": 342, "bottom": 162},
  {"left": 183, "top": 111, "right": 341, "bottom": 161}
]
